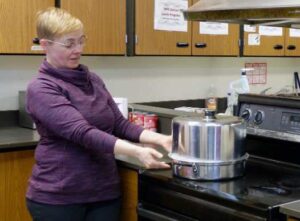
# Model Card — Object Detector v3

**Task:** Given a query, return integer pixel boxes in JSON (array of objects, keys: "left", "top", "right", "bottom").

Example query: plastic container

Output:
[
  {"left": 225, "top": 92, "right": 233, "bottom": 115},
  {"left": 225, "top": 69, "right": 250, "bottom": 115},
  {"left": 229, "top": 70, "right": 250, "bottom": 95},
  {"left": 205, "top": 84, "right": 217, "bottom": 111}
]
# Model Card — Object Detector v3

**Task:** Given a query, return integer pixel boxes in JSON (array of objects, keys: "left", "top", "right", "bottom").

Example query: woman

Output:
[{"left": 26, "top": 7, "right": 172, "bottom": 221}]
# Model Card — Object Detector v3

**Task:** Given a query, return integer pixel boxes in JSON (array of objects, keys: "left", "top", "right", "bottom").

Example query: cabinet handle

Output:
[
  {"left": 32, "top": 37, "right": 40, "bottom": 44},
  {"left": 287, "top": 45, "right": 296, "bottom": 50},
  {"left": 195, "top": 43, "right": 207, "bottom": 48},
  {"left": 176, "top": 42, "right": 189, "bottom": 48},
  {"left": 273, "top": 44, "right": 283, "bottom": 50}
]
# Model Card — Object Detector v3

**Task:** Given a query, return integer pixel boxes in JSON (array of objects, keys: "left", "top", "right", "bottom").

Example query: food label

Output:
[{"left": 205, "top": 97, "right": 217, "bottom": 110}]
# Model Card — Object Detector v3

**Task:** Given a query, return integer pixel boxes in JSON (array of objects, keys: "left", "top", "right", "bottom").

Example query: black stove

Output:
[{"left": 138, "top": 94, "right": 300, "bottom": 221}]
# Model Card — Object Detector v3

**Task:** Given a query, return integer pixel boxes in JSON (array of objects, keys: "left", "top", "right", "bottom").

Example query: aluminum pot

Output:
[{"left": 169, "top": 109, "right": 248, "bottom": 180}]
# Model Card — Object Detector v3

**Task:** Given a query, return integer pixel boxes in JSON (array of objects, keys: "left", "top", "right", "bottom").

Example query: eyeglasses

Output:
[{"left": 46, "top": 35, "right": 87, "bottom": 50}]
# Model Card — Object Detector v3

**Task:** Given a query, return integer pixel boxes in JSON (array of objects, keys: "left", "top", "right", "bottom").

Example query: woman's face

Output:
[{"left": 43, "top": 29, "right": 85, "bottom": 69}]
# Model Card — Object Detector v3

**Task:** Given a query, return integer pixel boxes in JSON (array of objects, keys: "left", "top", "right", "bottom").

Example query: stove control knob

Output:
[
  {"left": 254, "top": 110, "right": 264, "bottom": 125},
  {"left": 241, "top": 109, "right": 252, "bottom": 121}
]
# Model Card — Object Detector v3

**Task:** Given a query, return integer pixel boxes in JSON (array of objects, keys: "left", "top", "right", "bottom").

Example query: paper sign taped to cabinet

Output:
[
  {"left": 248, "top": 34, "right": 260, "bottom": 46},
  {"left": 199, "top": 22, "right": 228, "bottom": 35},
  {"left": 244, "top": 25, "right": 256, "bottom": 33},
  {"left": 31, "top": 45, "right": 43, "bottom": 51},
  {"left": 154, "top": 0, "right": 188, "bottom": 32},
  {"left": 259, "top": 26, "right": 283, "bottom": 36},
  {"left": 290, "top": 29, "right": 300, "bottom": 38}
]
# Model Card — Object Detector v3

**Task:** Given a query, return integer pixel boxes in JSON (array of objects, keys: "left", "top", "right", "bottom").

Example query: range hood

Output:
[{"left": 183, "top": 0, "right": 300, "bottom": 28}]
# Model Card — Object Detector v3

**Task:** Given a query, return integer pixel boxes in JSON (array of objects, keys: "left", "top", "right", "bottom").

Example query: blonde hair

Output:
[{"left": 36, "top": 7, "right": 83, "bottom": 40}]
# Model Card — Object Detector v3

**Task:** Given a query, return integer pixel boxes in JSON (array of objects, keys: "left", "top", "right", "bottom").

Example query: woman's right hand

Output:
[
  {"left": 114, "top": 139, "right": 170, "bottom": 169},
  {"left": 135, "top": 147, "right": 170, "bottom": 169}
]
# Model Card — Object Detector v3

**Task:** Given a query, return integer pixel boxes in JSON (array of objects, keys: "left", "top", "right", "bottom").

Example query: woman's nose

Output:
[{"left": 73, "top": 43, "right": 84, "bottom": 53}]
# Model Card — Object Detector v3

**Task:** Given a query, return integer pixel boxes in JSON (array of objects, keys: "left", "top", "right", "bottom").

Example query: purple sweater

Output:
[{"left": 26, "top": 60, "right": 144, "bottom": 204}]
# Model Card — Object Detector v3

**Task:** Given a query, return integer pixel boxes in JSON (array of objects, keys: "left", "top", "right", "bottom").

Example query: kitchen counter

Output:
[
  {"left": 280, "top": 200, "right": 300, "bottom": 219},
  {"left": 0, "top": 126, "right": 39, "bottom": 152}
]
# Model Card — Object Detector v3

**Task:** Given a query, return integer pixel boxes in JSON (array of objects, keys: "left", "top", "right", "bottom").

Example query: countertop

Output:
[
  {"left": 280, "top": 200, "right": 300, "bottom": 219},
  {"left": 0, "top": 126, "right": 171, "bottom": 170},
  {"left": 0, "top": 126, "right": 39, "bottom": 152}
]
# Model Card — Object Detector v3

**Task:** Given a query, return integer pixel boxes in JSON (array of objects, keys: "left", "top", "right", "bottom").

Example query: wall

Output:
[{"left": 0, "top": 55, "right": 298, "bottom": 110}]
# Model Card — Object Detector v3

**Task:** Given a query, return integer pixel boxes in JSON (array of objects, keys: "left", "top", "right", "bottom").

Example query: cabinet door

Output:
[
  {"left": 135, "top": 0, "right": 192, "bottom": 55},
  {"left": 191, "top": 0, "right": 239, "bottom": 56},
  {"left": 61, "top": 0, "right": 126, "bottom": 55},
  {"left": 119, "top": 167, "right": 138, "bottom": 221},
  {"left": 0, "top": 150, "right": 35, "bottom": 221},
  {"left": 192, "top": 22, "right": 240, "bottom": 56},
  {"left": 285, "top": 28, "right": 300, "bottom": 56},
  {"left": 243, "top": 25, "right": 285, "bottom": 56},
  {"left": 0, "top": 0, "right": 54, "bottom": 54}
]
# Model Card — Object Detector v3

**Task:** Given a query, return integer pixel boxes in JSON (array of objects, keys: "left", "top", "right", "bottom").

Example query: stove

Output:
[{"left": 138, "top": 94, "right": 300, "bottom": 221}]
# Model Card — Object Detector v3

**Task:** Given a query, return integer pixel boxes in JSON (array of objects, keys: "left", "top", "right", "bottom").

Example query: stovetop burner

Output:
[
  {"left": 249, "top": 186, "right": 291, "bottom": 196},
  {"left": 272, "top": 176, "right": 300, "bottom": 190}
]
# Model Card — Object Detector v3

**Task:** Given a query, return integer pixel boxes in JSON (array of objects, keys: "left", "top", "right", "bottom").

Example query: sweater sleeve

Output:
[{"left": 26, "top": 79, "right": 117, "bottom": 154}]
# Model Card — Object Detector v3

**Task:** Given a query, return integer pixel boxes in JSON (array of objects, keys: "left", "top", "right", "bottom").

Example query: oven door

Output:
[
  {"left": 139, "top": 175, "right": 267, "bottom": 221},
  {"left": 138, "top": 202, "right": 198, "bottom": 221}
]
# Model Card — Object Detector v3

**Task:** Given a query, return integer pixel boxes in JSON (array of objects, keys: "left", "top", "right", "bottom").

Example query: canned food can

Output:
[
  {"left": 132, "top": 112, "right": 145, "bottom": 127},
  {"left": 144, "top": 114, "right": 158, "bottom": 132},
  {"left": 128, "top": 112, "right": 133, "bottom": 122}
]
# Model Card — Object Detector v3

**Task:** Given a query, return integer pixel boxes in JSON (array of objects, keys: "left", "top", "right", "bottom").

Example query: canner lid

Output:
[{"left": 172, "top": 114, "right": 243, "bottom": 126}]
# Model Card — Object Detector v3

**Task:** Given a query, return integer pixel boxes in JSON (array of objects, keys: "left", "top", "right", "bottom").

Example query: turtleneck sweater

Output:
[{"left": 26, "top": 60, "right": 144, "bottom": 204}]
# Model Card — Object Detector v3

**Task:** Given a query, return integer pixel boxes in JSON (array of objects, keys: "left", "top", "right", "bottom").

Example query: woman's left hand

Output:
[
  {"left": 139, "top": 130, "right": 172, "bottom": 153},
  {"left": 160, "top": 135, "right": 172, "bottom": 153}
]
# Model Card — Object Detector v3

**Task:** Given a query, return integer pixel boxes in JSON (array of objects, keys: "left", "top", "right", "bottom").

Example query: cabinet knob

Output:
[
  {"left": 287, "top": 45, "right": 296, "bottom": 50},
  {"left": 176, "top": 42, "right": 189, "bottom": 48},
  {"left": 273, "top": 44, "right": 283, "bottom": 50},
  {"left": 32, "top": 37, "right": 40, "bottom": 44},
  {"left": 195, "top": 43, "right": 207, "bottom": 48}
]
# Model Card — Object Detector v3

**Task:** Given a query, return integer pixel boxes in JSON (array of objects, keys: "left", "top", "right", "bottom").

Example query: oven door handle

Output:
[
  {"left": 137, "top": 207, "right": 179, "bottom": 221},
  {"left": 138, "top": 205, "right": 199, "bottom": 221}
]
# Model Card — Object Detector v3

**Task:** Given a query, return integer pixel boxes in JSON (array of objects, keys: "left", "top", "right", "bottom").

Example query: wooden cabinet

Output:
[
  {"left": 243, "top": 25, "right": 300, "bottom": 56},
  {"left": 0, "top": 149, "right": 139, "bottom": 221},
  {"left": 134, "top": 0, "right": 239, "bottom": 56},
  {"left": 135, "top": 0, "right": 192, "bottom": 55},
  {"left": 0, "top": 150, "right": 35, "bottom": 221},
  {"left": 243, "top": 25, "right": 285, "bottom": 56},
  {"left": 0, "top": 0, "right": 54, "bottom": 54},
  {"left": 191, "top": 0, "right": 240, "bottom": 56},
  {"left": 0, "top": 0, "right": 126, "bottom": 54},
  {"left": 284, "top": 28, "right": 300, "bottom": 56},
  {"left": 61, "top": 0, "right": 126, "bottom": 55},
  {"left": 119, "top": 167, "right": 138, "bottom": 221},
  {"left": 192, "top": 22, "right": 240, "bottom": 56}
]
